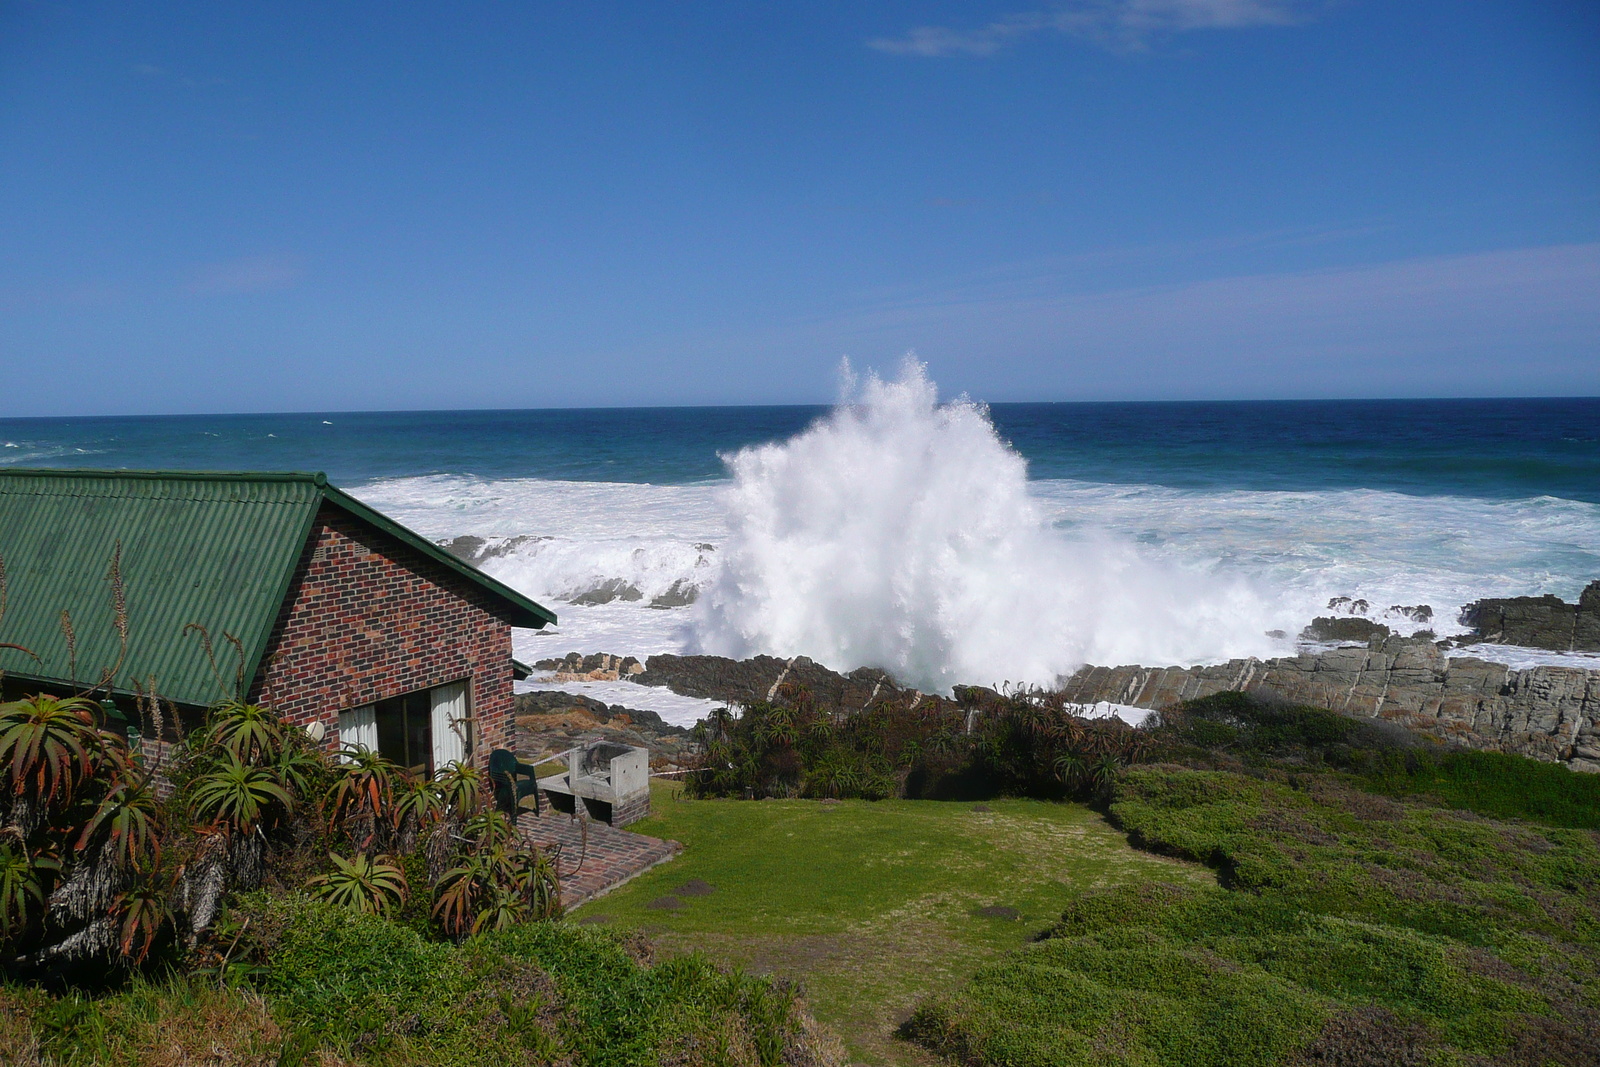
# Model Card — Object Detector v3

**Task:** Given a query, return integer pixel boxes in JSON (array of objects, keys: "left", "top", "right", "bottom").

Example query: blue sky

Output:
[{"left": 1, "top": 1, "right": 1596, "bottom": 414}]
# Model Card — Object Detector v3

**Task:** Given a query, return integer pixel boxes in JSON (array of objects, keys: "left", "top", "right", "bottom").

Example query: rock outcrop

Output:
[
  {"left": 1301, "top": 617, "right": 1394, "bottom": 642},
  {"left": 634, "top": 653, "right": 907, "bottom": 710},
  {"left": 532, "top": 652, "right": 646, "bottom": 682},
  {"left": 1055, "top": 635, "right": 1600, "bottom": 772},
  {"left": 1460, "top": 581, "right": 1600, "bottom": 651}
]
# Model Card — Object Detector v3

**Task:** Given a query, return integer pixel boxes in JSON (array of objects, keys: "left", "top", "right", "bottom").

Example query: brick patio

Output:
[{"left": 517, "top": 809, "right": 681, "bottom": 908}]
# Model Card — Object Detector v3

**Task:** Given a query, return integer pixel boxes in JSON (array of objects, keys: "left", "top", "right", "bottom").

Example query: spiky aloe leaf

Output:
[
  {"left": 308, "top": 852, "right": 408, "bottom": 915},
  {"left": 185, "top": 751, "right": 293, "bottom": 834},
  {"left": 206, "top": 701, "right": 286, "bottom": 764},
  {"left": 78, "top": 780, "right": 161, "bottom": 871},
  {"left": 0, "top": 695, "right": 103, "bottom": 806},
  {"left": 0, "top": 842, "right": 57, "bottom": 938}
]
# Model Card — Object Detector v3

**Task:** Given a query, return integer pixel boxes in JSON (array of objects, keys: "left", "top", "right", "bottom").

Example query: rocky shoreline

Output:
[
  {"left": 530, "top": 637, "right": 1600, "bottom": 774},
  {"left": 522, "top": 583, "right": 1600, "bottom": 774}
]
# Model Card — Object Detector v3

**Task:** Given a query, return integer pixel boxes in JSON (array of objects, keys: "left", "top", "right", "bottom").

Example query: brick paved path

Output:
[{"left": 517, "top": 810, "right": 681, "bottom": 908}]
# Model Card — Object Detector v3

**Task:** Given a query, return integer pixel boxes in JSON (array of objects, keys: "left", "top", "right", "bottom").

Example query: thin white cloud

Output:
[
  {"left": 802, "top": 243, "right": 1600, "bottom": 398},
  {"left": 870, "top": 1, "right": 1310, "bottom": 56}
]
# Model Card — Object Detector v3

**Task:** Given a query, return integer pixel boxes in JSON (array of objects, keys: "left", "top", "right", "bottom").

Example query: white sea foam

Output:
[
  {"left": 691, "top": 361, "right": 1285, "bottom": 691},
  {"left": 514, "top": 674, "right": 728, "bottom": 729},
  {"left": 0, "top": 443, "right": 107, "bottom": 465},
  {"left": 348, "top": 372, "right": 1600, "bottom": 690}
]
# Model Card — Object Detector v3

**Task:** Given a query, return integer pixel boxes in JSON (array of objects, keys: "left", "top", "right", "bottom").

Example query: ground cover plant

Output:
[
  {"left": 1159, "top": 690, "right": 1600, "bottom": 830},
  {"left": 906, "top": 694, "right": 1600, "bottom": 1066},
  {"left": 2, "top": 894, "right": 841, "bottom": 1067},
  {"left": 652, "top": 687, "right": 1600, "bottom": 1065},
  {"left": 574, "top": 781, "right": 1214, "bottom": 1065}
]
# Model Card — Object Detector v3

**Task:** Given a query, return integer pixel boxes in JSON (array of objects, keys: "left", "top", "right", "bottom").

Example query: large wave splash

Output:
[{"left": 691, "top": 361, "right": 1281, "bottom": 692}]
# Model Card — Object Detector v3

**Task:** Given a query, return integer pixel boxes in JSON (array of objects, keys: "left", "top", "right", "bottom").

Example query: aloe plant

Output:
[
  {"left": 77, "top": 780, "right": 160, "bottom": 871},
  {"left": 114, "top": 873, "right": 173, "bottom": 963},
  {"left": 434, "top": 761, "right": 483, "bottom": 816},
  {"left": 433, "top": 813, "right": 560, "bottom": 938},
  {"left": 0, "top": 842, "right": 57, "bottom": 939},
  {"left": 308, "top": 852, "right": 408, "bottom": 915},
  {"left": 186, "top": 750, "right": 293, "bottom": 834},
  {"left": 0, "top": 695, "right": 104, "bottom": 805},
  {"left": 204, "top": 701, "right": 286, "bottom": 764},
  {"left": 325, "top": 748, "right": 400, "bottom": 850}
]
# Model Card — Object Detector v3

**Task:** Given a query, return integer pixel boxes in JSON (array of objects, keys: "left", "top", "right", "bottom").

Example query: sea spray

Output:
[{"left": 691, "top": 361, "right": 1282, "bottom": 692}]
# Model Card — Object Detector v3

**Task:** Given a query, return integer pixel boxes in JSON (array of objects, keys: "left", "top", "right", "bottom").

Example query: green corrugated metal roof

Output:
[{"left": 0, "top": 469, "right": 554, "bottom": 707}]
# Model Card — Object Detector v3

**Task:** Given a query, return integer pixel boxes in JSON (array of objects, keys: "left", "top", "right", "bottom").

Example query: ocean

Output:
[{"left": 5, "top": 367, "right": 1599, "bottom": 698}]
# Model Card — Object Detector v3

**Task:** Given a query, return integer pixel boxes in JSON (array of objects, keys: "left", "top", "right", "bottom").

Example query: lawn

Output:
[{"left": 570, "top": 781, "right": 1213, "bottom": 1065}]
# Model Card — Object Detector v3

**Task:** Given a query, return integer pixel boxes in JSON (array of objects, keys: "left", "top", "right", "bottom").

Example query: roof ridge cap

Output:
[{"left": 0, "top": 468, "right": 327, "bottom": 485}]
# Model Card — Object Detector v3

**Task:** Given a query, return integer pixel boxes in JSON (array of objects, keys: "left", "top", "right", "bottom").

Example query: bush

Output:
[{"left": 686, "top": 684, "right": 1156, "bottom": 802}]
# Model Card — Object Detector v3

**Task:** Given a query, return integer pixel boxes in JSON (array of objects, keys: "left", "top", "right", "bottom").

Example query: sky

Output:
[{"left": 1, "top": 1, "right": 1597, "bottom": 415}]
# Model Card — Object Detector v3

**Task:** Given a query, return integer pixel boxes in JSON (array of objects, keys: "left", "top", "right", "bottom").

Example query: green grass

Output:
[
  {"left": 573, "top": 781, "right": 1214, "bottom": 1065},
  {"left": 907, "top": 766, "right": 1600, "bottom": 1066}
]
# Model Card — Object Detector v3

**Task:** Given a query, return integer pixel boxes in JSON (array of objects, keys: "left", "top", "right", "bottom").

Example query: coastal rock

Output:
[
  {"left": 648, "top": 579, "right": 698, "bottom": 609},
  {"left": 512, "top": 690, "right": 695, "bottom": 768},
  {"left": 531, "top": 652, "right": 645, "bottom": 682},
  {"left": 1054, "top": 634, "right": 1600, "bottom": 771},
  {"left": 634, "top": 653, "right": 908, "bottom": 711},
  {"left": 624, "top": 638, "right": 1599, "bottom": 772},
  {"left": 1301, "top": 617, "right": 1392, "bottom": 642},
  {"left": 435, "top": 534, "right": 544, "bottom": 567},
  {"left": 570, "top": 578, "right": 644, "bottom": 606},
  {"left": 1460, "top": 580, "right": 1600, "bottom": 651}
]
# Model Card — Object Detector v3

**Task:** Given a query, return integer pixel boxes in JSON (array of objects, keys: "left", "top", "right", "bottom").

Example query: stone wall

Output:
[
  {"left": 251, "top": 504, "right": 518, "bottom": 764},
  {"left": 1056, "top": 635, "right": 1600, "bottom": 772}
]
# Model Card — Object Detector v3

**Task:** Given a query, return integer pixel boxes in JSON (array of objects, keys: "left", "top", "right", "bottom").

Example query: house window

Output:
[{"left": 337, "top": 679, "right": 470, "bottom": 776}]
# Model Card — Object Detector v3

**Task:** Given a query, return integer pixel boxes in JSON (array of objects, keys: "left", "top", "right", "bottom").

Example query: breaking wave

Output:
[
  {"left": 690, "top": 361, "right": 1283, "bottom": 691},
  {"left": 346, "top": 382, "right": 1600, "bottom": 684}
]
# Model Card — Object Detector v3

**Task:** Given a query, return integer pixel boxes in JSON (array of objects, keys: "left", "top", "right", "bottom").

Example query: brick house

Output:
[{"left": 0, "top": 469, "right": 555, "bottom": 773}]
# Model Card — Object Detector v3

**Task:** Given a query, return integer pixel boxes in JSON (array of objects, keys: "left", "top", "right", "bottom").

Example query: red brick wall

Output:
[{"left": 250, "top": 505, "right": 517, "bottom": 764}]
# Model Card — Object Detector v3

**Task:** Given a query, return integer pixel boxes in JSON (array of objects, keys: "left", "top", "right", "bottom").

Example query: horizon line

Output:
[{"left": 4, "top": 394, "right": 1600, "bottom": 423}]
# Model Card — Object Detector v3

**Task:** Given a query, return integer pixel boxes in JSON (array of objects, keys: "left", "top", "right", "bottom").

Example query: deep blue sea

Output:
[
  {"left": 4, "top": 397, "right": 1598, "bottom": 501},
  {"left": 5, "top": 388, "right": 1598, "bottom": 693}
]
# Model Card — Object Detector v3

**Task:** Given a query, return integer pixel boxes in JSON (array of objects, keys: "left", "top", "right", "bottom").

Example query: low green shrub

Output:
[
  {"left": 687, "top": 685, "right": 1155, "bottom": 802},
  {"left": 1160, "top": 690, "right": 1600, "bottom": 830},
  {"left": 908, "top": 766, "right": 1600, "bottom": 1066},
  {"left": 4, "top": 894, "right": 827, "bottom": 1066},
  {"left": 1364, "top": 748, "right": 1600, "bottom": 830}
]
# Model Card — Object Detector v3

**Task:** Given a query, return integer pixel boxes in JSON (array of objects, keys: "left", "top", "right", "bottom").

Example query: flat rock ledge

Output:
[{"left": 1056, "top": 635, "right": 1600, "bottom": 773}]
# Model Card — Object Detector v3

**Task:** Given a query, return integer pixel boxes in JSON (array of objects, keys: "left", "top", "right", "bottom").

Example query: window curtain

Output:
[
  {"left": 429, "top": 681, "right": 469, "bottom": 773},
  {"left": 337, "top": 704, "right": 377, "bottom": 760}
]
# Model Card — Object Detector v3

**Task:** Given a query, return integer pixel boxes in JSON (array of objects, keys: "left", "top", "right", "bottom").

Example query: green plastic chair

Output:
[{"left": 488, "top": 748, "right": 542, "bottom": 817}]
